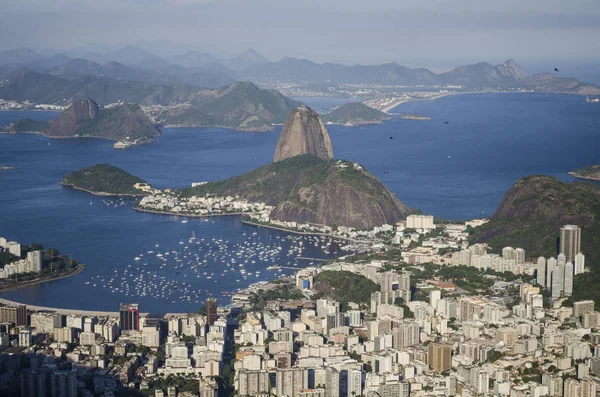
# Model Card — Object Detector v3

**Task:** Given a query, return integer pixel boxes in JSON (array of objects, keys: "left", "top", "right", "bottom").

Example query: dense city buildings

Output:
[{"left": 0, "top": 221, "right": 595, "bottom": 397}]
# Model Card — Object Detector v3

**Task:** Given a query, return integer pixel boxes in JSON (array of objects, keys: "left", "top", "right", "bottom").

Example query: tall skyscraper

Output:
[
  {"left": 536, "top": 257, "right": 546, "bottom": 287},
  {"left": 560, "top": 225, "right": 581, "bottom": 263},
  {"left": 515, "top": 248, "right": 526, "bottom": 265},
  {"left": 206, "top": 298, "right": 217, "bottom": 326},
  {"left": 546, "top": 257, "right": 557, "bottom": 289},
  {"left": 428, "top": 342, "right": 452, "bottom": 372},
  {"left": 551, "top": 265, "right": 565, "bottom": 299},
  {"left": 564, "top": 262, "right": 574, "bottom": 296},
  {"left": 16, "top": 305, "right": 27, "bottom": 327},
  {"left": 119, "top": 303, "right": 139, "bottom": 333}
]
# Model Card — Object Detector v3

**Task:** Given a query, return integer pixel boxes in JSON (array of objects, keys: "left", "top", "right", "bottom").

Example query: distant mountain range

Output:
[{"left": 1, "top": 46, "right": 599, "bottom": 95}]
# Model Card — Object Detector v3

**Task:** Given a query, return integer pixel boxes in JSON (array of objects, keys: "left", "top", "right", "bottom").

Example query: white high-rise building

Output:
[
  {"left": 430, "top": 290, "right": 441, "bottom": 310},
  {"left": 26, "top": 250, "right": 43, "bottom": 273},
  {"left": 558, "top": 253, "right": 567, "bottom": 266},
  {"left": 19, "top": 329, "right": 32, "bottom": 347},
  {"left": 564, "top": 262, "right": 574, "bottom": 297},
  {"left": 546, "top": 257, "right": 557, "bottom": 289},
  {"left": 515, "top": 248, "right": 526, "bottom": 265},
  {"left": 502, "top": 247, "right": 515, "bottom": 260},
  {"left": 536, "top": 257, "right": 546, "bottom": 287},
  {"left": 551, "top": 264, "right": 565, "bottom": 299},
  {"left": 406, "top": 215, "right": 435, "bottom": 230},
  {"left": 575, "top": 252, "right": 585, "bottom": 275}
]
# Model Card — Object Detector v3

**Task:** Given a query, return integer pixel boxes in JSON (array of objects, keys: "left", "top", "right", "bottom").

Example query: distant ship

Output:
[
  {"left": 586, "top": 96, "right": 599, "bottom": 103},
  {"left": 1, "top": 166, "right": 15, "bottom": 170}
]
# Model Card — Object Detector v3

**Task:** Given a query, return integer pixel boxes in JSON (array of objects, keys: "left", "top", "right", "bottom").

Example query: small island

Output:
[
  {"left": 569, "top": 165, "right": 600, "bottom": 181},
  {"left": 62, "top": 164, "right": 153, "bottom": 196},
  {"left": 322, "top": 102, "right": 391, "bottom": 126},
  {"left": 400, "top": 114, "right": 431, "bottom": 120}
]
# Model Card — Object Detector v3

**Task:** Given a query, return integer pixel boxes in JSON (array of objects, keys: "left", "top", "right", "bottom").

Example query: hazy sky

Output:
[{"left": 1, "top": 0, "right": 600, "bottom": 66}]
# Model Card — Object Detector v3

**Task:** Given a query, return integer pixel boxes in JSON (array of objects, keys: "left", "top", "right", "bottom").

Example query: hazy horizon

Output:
[{"left": 2, "top": 0, "right": 600, "bottom": 68}]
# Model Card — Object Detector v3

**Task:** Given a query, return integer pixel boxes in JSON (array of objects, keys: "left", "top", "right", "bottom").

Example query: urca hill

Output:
[
  {"left": 184, "top": 106, "right": 411, "bottom": 229},
  {"left": 4, "top": 98, "right": 160, "bottom": 147}
]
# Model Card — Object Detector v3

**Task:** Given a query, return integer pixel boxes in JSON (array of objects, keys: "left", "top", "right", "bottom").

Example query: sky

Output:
[{"left": 1, "top": 0, "right": 600, "bottom": 67}]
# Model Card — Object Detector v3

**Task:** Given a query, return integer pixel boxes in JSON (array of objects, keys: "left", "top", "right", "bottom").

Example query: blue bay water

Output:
[{"left": 0, "top": 92, "right": 598, "bottom": 312}]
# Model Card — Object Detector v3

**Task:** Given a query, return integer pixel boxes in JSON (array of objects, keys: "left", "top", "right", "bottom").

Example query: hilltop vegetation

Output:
[
  {"left": 470, "top": 175, "right": 600, "bottom": 265},
  {"left": 180, "top": 154, "right": 410, "bottom": 229},
  {"left": 62, "top": 164, "right": 148, "bottom": 196},
  {"left": 322, "top": 102, "right": 390, "bottom": 125},
  {"left": 312, "top": 270, "right": 380, "bottom": 308}
]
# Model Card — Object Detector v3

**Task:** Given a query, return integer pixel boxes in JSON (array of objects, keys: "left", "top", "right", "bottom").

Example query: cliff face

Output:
[
  {"left": 269, "top": 160, "right": 410, "bottom": 229},
  {"left": 470, "top": 175, "right": 600, "bottom": 263},
  {"left": 46, "top": 98, "right": 99, "bottom": 137},
  {"left": 44, "top": 98, "right": 159, "bottom": 141},
  {"left": 274, "top": 106, "right": 334, "bottom": 162},
  {"left": 185, "top": 155, "right": 411, "bottom": 229}
]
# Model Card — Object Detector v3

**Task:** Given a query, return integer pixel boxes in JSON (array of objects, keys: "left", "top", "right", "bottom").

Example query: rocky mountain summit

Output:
[
  {"left": 183, "top": 108, "right": 410, "bottom": 229},
  {"left": 274, "top": 106, "right": 334, "bottom": 162}
]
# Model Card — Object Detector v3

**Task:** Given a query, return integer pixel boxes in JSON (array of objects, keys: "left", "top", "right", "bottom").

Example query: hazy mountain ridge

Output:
[
  {"left": 161, "top": 81, "right": 301, "bottom": 131},
  {"left": 2, "top": 46, "right": 598, "bottom": 94}
]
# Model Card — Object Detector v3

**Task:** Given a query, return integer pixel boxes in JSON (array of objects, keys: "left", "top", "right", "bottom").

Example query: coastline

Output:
[
  {"left": 132, "top": 206, "right": 254, "bottom": 218},
  {"left": 134, "top": 206, "right": 375, "bottom": 243},
  {"left": 568, "top": 172, "right": 600, "bottom": 181},
  {"left": 62, "top": 183, "right": 146, "bottom": 197},
  {"left": 241, "top": 219, "right": 375, "bottom": 244},
  {"left": 0, "top": 263, "right": 86, "bottom": 293},
  {"left": 382, "top": 90, "right": 534, "bottom": 114}
]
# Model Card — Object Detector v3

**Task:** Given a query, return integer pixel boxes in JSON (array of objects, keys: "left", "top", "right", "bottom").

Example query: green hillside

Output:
[{"left": 62, "top": 164, "right": 148, "bottom": 196}]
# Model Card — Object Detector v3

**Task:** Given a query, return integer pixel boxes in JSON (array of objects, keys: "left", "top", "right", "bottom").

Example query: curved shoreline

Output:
[
  {"left": 132, "top": 206, "right": 253, "bottom": 218},
  {"left": 241, "top": 219, "right": 375, "bottom": 244},
  {"left": 62, "top": 183, "right": 146, "bottom": 197},
  {"left": 133, "top": 206, "right": 374, "bottom": 243},
  {"left": 568, "top": 172, "right": 600, "bottom": 181},
  {"left": 0, "top": 263, "right": 86, "bottom": 293}
]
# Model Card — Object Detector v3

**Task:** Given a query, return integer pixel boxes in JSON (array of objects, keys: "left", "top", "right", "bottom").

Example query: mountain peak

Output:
[{"left": 274, "top": 106, "right": 334, "bottom": 163}]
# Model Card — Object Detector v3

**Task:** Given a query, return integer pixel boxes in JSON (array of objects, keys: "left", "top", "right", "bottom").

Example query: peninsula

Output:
[
  {"left": 569, "top": 165, "right": 600, "bottom": 181},
  {"left": 62, "top": 164, "right": 153, "bottom": 196},
  {"left": 137, "top": 106, "right": 411, "bottom": 231},
  {"left": 0, "top": 238, "right": 85, "bottom": 292}
]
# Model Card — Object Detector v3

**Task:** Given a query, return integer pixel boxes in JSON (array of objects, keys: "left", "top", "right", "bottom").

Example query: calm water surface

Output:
[{"left": 0, "top": 92, "right": 598, "bottom": 312}]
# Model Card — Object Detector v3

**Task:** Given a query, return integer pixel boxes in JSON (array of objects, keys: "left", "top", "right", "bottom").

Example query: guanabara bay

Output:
[{"left": 1, "top": 3, "right": 600, "bottom": 397}]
